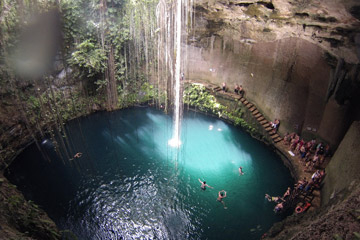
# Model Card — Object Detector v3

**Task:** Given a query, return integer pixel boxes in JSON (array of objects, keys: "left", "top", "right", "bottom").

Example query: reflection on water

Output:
[{"left": 6, "top": 107, "right": 293, "bottom": 240}]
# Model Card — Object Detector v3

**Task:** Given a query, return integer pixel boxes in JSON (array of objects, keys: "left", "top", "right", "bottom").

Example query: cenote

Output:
[{"left": 6, "top": 107, "right": 294, "bottom": 240}]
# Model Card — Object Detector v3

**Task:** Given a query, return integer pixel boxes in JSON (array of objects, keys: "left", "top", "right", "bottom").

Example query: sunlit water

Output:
[{"left": 6, "top": 107, "right": 293, "bottom": 240}]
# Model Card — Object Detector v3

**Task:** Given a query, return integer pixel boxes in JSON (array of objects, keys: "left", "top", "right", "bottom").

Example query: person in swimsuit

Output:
[
  {"left": 239, "top": 166, "right": 244, "bottom": 175},
  {"left": 70, "top": 152, "right": 82, "bottom": 161},
  {"left": 217, "top": 190, "right": 227, "bottom": 209},
  {"left": 274, "top": 202, "right": 284, "bottom": 213},
  {"left": 265, "top": 194, "right": 282, "bottom": 203},
  {"left": 198, "top": 179, "right": 213, "bottom": 190},
  {"left": 283, "top": 187, "right": 291, "bottom": 199}
]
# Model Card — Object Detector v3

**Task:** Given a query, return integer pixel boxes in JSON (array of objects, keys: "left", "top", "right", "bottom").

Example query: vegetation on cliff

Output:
[
  {"left": 0, "top": 0, "right": 159, "bottom": 238},
  {"left": 183, "top": 84, "right": 259, "bottom": 136},
  {"left": 0, "top": 0, "right": 162, "bottom": 162}
]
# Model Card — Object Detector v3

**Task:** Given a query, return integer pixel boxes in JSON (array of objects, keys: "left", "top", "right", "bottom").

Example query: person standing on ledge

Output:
[
  {"left": 217, "top": 190, "right": 227, "bottom": 209},
  {"left": 222, "top": 82, "right": 226, "bottom": 92},
  {"left": 198, "top": 179, "right": 214, "bottom": 190}
]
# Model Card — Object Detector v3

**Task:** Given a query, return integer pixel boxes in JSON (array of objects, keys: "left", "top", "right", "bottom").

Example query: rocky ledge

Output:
[{"left": 192, "top": 0, "right": 360, "bottom": 63}]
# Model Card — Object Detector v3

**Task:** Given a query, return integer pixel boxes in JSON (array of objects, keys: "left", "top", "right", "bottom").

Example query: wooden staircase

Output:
[
  {"left": 186, "top": 80, "right": 283, "bottom": 144},
  {"left": 219, "top": 88, "right": 283, "bottom": 143}
]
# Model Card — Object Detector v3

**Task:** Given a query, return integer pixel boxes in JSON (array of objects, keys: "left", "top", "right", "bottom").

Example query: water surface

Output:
[{"left": 6, "top": 107, "right": 293, "bottom": 239}]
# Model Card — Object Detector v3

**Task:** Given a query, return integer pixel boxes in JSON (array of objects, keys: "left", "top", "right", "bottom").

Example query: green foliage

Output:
[
  {"left": 139, "top": 82, "right": 155, "bottom": 102},
  {"left": 69, "top": 40, "right": 107, "bottom": 78},
  {"left": 183, "top": 84, "right": 258, "bottom": 135},
  {"left": 60, "top": 0, "right": 96, "bottom": 53},
  {"left": 27, "top": 95, "right": 41, "bottom": 113},
  {"left": 333, "top": 234, "right": 343, "bottom": 240},
  {"left": 23, "top": 87, "right": 93, "bottom": 128},
  {"left": 95, "top": 79, "right": 108, "bottom": 92},
  {"left": 183, "top": 84, "right": 227, "bottom": 115},
  {"left": 7, "top": 195, "right": 23, "bottom": 210}
]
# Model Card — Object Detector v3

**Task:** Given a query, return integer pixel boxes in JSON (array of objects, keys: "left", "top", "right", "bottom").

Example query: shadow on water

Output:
[{"left": 5, "top": 107, "right": 294, "bottom": 240}]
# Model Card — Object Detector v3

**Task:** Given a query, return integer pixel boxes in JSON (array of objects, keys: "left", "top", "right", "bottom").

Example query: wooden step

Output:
[
  {"left": 260, "top": 119, "right": 268, "bottom": 125},
  {"left": 257, "top": 116, "right": 264, "bottom": 121},
  {"left": 255, "top": 113, "right": 262, "bottom": 118},
  {"left": 262, "top": 123, "right": 270, "bottom": 128},
  {"left": 252, "top": 109, "right": 259, "bottom": 115},
  {"left": 265, "top": 127, "right": 273, "bottom": 132},
  {"left": 269, "top": 131, "right": 277, "bottom": 136},
  {"left": 249, "top": 106, "right": 256, "bottom": 112},
  {"left": 243, "top": 100, "right": 249, "bottom": 105},
  {"left": 246, "top": 103, "right": 253, "bottom": 108},
  {"left": 213, "top": 86, "right": 221, "bottom": 91},
  {"left": 240, "top": 97, "right": 246, "bottom": 102},
  {"left": 271, "top": 133, "right": 280, "bottom": 139},
  {"left": 274, "top": 137, "right": 282, "bottom": 143}
]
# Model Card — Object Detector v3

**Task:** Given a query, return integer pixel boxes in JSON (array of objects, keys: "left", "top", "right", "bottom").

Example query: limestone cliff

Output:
[
  {"left": 185, "top": 2, "right": 360, "bottom": 238},
  {"left": 322, "top": 121, "right": 360, "bottom": 205},
  {"left": 186, "top": 0, "right": 360, "bottom": 149}
]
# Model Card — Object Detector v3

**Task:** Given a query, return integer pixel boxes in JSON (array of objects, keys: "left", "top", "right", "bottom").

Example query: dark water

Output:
[{"left": 6, "top": 107, "right": 294, "bottom": 240}]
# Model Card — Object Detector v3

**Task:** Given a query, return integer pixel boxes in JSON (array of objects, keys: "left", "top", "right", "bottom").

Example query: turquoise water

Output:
[{"left": 6, "top": 107, "right": 293, "bottom": 239}]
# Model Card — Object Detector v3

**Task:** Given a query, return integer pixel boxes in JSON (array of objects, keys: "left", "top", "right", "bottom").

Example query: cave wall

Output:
[
  {"left": 321, "top": 120, "right": 360, "bottom": 205},
  {"left": 186, "top": 36, "right": 352, "bottom": 147},
  {"left": 185, "top": 0, "right": 360, "bottom": 148}
]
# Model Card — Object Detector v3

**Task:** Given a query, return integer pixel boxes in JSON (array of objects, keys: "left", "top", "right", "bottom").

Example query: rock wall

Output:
[
  {"left": 264, "top": 180, "right": 360, "bottom": 240},
  {"left": 186, "top": 0, "right": 360, "bottom": 149},
  {"left": 322, "top": 120, "right": 360, "bottom": 205}
]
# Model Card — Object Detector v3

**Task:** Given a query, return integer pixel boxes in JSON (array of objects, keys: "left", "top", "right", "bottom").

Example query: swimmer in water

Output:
[
  {"left": 198, "top": 179, "right": 213, "bottom": 190},
  {"left": 217, "top": 190, "right": 227, "bottom": 209},
  {"left": 239, "top": 166, "right": 244, "bottom": 175},
  {"left": 265, "top": 194, "right": 282, "bottom": 203},
  {"left": 70, "top": 152, "right": 82, "bottom": 161}
]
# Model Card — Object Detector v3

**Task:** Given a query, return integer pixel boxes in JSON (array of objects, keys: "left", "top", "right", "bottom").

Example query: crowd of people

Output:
[
  {"left": 217, "top": 82, "right": 332, "bottom": 215},
  {"left": 265, "top": 169, "right": 325, "bottom": 213},
  {"left": 283, "top": 133, "right": 331, "bottom": 171},
  {"left": 263, "top": 122, "right": 329, "bottom": 214}
]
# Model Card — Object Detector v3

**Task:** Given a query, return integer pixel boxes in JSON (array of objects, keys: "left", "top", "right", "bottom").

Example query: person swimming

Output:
[
  {"left": 198, "top": 179, "right": 213, "bottom": 190},
  {"left": 239, "top": 166, "right": 244, "bottom": 175},
  {"left": 274, "top": 202, "right": 284, "bottom": 213},
  {"left": 70, "top": 152, "right": 82, "bottom": 161},
  {"left": 265, "top": 194, "right": 282, "bottom": 203},
  {"left": 217, "top": 190, "right": 227, "bottom": 209}
]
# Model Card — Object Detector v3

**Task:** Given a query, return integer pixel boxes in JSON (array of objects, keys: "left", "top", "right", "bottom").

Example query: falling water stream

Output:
[
  {"left": 168, "top": 0, "right": 182, "bottom": 148},
  {"left": 157, "top": 0, "right": 191, "bottom": 148}
]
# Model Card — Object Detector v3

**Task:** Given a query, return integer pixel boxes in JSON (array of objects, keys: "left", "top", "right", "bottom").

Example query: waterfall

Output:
[
  {"left": 154, "top": 0, "right": 193, "bottom": 148},
  {"left": 168, "top": 0, "right": 183, "bottom": 148}
]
